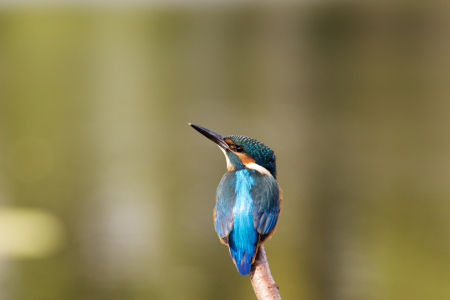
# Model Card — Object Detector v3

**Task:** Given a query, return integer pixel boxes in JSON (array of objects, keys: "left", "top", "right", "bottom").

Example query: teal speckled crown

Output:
[{"left": 225, "top": 135, "right": 277, "bottom": 178}]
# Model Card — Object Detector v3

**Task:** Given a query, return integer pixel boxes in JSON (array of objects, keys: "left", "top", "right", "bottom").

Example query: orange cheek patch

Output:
[{"left": 236, "top": 153, "right": 255, "bottom": 165}]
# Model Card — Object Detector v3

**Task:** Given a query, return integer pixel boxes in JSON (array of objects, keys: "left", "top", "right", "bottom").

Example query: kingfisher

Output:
[{"left": 189, "top": 123, "right": 281, "bottom": 275}]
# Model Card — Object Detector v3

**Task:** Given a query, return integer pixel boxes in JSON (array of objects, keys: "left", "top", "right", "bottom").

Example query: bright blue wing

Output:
[
  {"left": 250, "top": 172, "right": 280, "bottom": 238},
  {"left": 215, "top": 172, "right": 236, "bottom": 239}
]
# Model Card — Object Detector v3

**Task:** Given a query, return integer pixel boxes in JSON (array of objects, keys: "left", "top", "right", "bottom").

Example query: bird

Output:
[{"left": 189, "top": 123, "right": 281, "bottom": 275}]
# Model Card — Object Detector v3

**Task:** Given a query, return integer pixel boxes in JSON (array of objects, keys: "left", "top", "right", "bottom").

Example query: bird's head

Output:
[{"left": 189, "top": 123, "right": 277, "bottom": 178}]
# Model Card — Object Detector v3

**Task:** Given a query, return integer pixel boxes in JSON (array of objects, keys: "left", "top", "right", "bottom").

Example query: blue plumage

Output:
[
  {"left": 189, "top": 124, "right": 281, "bottom": 275},
  {"left": 216, "top": 168, "right": 280, "bottom": 275},
  {"left": 228, "top": 170, "right": 258, "bottom": 275}
]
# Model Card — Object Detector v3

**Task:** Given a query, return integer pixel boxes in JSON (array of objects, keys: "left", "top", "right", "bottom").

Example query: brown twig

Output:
[{"left": 249, "top": 245, "right": 281, "bottom": 300}]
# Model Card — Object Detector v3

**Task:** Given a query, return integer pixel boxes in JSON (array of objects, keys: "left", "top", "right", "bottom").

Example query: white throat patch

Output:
[
  {"left": 245, "top": 162, "right": 272, "bottom": 177},
  {"left": 219, "top": 146, "right": 233, "bottom": 171}
]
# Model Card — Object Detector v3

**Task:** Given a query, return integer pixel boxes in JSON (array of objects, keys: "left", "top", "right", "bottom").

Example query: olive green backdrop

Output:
[{"left": 0, "top": 2, "right": 449, "bottom": 300}]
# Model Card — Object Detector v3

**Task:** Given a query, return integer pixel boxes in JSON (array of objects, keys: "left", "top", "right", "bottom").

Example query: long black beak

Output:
[{"left": 189, "top": 123, "right": 229, "bottom": 150}]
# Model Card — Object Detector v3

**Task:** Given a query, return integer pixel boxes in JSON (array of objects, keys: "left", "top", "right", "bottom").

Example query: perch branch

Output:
[{"left": 249, "top": 245, "right": 281, "bottom": 300}]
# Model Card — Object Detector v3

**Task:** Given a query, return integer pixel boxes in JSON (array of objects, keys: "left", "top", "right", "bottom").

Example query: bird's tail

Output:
[
  {"left": 230, "top": 248, "right": 255, "bottom": 275},
  {"left": 227, "top": 206, "right": 259, "bottom": 275},
  {"left": 228, "top": 229, "right": 259, "bottom": 275}
]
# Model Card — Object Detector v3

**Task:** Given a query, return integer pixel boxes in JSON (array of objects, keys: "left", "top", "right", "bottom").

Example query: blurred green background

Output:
[{"left": 0, "top": 1, "right": 449, "bottom": 300}]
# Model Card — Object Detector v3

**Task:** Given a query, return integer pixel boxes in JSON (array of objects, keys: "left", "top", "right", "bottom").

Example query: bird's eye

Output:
[{"left": 235, "top": 145, "right": 243, "bottom": 152}]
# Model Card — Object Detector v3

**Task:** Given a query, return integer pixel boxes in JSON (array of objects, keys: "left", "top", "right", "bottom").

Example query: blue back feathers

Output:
[
  {"left": 216, "top": 168, "right": 280, "bottom": 275},
  {"left": 228, "top": 170, "right": 257, "bottom": 275},
  {"left": 224, "top": 135, "right": 277, "bottom": 177}
]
